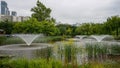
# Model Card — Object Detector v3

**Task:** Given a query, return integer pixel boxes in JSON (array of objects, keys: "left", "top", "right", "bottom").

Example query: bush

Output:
[
  {"left": 48, "top": 36, "right": 63, "bottom": 42},
  {"left": 34, "top": 36, "right": 64, "bottom": 43}
]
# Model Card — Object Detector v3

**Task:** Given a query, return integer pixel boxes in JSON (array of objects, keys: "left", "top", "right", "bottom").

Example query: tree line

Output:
[{"left": 0, "top": 16, "right": 120, "bottom": 36}]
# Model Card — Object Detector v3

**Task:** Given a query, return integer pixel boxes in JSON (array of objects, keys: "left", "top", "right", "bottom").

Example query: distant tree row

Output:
[
  {"left": 76, "top": 15, "right": 120, "bottom": 37},
  {"left": 0, "top": 15, "right": 120, "bottom": 36}
]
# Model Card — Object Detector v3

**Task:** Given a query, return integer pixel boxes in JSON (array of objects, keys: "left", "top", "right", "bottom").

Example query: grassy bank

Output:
[{"left": 0, "top": 58, "right": 120, "bottom": 68}]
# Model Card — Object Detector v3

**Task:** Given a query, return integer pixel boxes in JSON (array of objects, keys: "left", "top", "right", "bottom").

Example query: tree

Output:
[
  {"left": 105, "top": 16, "right": 120, "bottom": 36},
  {"left": 0, "top": 20, "right": 14, "bottom": 34},
  {"left": 13, "top": 18, "right": 59, "bottom": 35},
  {"left": 31, "top": 0, "right": 52, "bottom": 22},
  {"left": 90, "top": 23, "right": 104, "bottom": 35},
  {"left": 13, "top": 18, "right": 42, "bottom": 34},
  {"left": 40, "top": 21, "right": 59, "bottom": 36},
  {"left": 56, "top": 24, "right": 74, "bottom": 36},
  {"left": 75, "top": 23, "right": 91, "bottom": 35}
]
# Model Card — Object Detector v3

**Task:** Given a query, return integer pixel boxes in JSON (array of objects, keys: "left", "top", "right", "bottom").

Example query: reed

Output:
[
  {"left": 110, "top": 44, "right": 120, "bottom": 55},
  {"left": 56, "top": 40, "right": 78, "bottom": 68},
  {"left": 86, "top": 43, "right": 109, "bottom": 61}
]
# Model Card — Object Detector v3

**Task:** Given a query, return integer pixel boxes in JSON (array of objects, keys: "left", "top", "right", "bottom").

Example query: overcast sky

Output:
[{"left": 4, "top": 0, "right": 120, "bottom": 24}]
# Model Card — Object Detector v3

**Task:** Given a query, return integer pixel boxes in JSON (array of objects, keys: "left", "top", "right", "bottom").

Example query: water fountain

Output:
[
  {"left": 0, "top": 34, "right": 51, "bottom": 59},
  {"left": 75, "top": 35, "right": 87, "bottom": 40},
  {"left": 68, "top": 35, "right": 87, "bottom": 41},
  {"left": 14, "top": 34, "right": 42, "bottom": 46},
  {"left": 90, "top": 35, "right": 114, "bottom": 42}
]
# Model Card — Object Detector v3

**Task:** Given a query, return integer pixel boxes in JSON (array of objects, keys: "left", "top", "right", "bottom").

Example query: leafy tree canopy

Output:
[
  {"left": 105, "top": 15, "right": 120, "bottom": 36},
  {"left": 13, "top": 18, "right": 42, "bottom": 34},
  {"left": 0, "top": 20, "right": 14, "bottom": 34},
  {"left": 31, "top": 0, "right": 55, "bottom": 22}
]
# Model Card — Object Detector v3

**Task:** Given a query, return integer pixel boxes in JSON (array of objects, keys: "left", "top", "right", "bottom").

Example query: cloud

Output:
[
  {"left": 107, "top": 0, "right": 120, "bottom": 15},
  {"left": 40, "top": 0, "right": 116, "bottom": 23},
  {"left": 4, "top": 0, "right": 120, "bottom": 24}
]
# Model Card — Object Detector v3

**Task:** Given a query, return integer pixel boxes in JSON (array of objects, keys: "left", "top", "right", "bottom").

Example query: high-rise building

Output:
[
  {"left": 0, "top": 0, "right": 10, "bottom": 15},
  {"left": 11, "top": 11, "right": 17, "bottom": 16},
  {"left": 0, "top": 1, "right": 29, "bottom": 22}
]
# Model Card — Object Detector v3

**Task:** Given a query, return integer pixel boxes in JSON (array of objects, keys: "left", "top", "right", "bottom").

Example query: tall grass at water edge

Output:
[
  {"left": 110, "top": 44, "right": 120, "bottom": 55},
  {"left": 85, "top": 43, "right": 109, "bottom": 61},
  {"left": 0, "top": 58, "right": 120, "bottom": 68},
  {"left": 51, "top": 40, "right": 120, "bottom": 67}
]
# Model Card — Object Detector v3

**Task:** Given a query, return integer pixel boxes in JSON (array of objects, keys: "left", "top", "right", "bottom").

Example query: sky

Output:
[{"left": 3, "top": 0, "right": 120, "bottom": 24}]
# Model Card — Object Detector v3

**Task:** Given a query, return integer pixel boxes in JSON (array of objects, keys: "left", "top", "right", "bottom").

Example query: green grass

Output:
[
  {"left": 0, "top": 58, "right": 63, "bottom": 68},
  {"left": 0, "top": 58, "right": 120, "bottom": 68}
]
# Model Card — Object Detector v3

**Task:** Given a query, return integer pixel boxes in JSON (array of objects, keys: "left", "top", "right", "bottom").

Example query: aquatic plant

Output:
[
  {"left": 55, "top": 40, "right": 78, "bottom": 68},
  {"left": 86, "top": 43, "right": 109, "bottom": 61},
  {"left": 110, "top": 44, "right": 120, "bottom": 55}
]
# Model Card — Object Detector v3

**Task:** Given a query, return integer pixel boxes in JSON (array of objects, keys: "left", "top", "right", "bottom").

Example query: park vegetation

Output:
[
  {"left": 0, "top": 0, "right": 120, "bottom": 42},
  {"left": 0, "top": 15, "right": 120, "bottom": 37},
  {"left": 0, "top": 0, "right": 120, "bottom": 39},
  {"left": 0, "top": 0, "right": 120, "bottom": 68}
]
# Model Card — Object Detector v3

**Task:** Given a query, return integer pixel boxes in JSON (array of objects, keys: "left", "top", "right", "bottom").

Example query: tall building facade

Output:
[
  {"left": 11, "top": 11, "right": 17, "bottom": 16},
  {"left": 1, "top": 0, "right": 10, "bottom": 15},
  {"left": 0, "top": 1, "right": 29, "bottom": 22}
]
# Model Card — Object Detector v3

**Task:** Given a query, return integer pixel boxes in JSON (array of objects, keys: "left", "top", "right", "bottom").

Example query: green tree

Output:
[
  {"left": 90, "top": 23, "right": 104, "bottom": 35},
  {"left": 31, "top": 0, "right": 52, "bottom": 22},
  {"left": 13, "top": 18, "right": 59, "bottom": 35},
  {"left": 56, "top": 24, "right": 74, "bottom": 36},
  {"left": 105, "top": 16, "right": 120, "bottom": 36},
  {"left": 40, "top": 21, "right": 59, "bottom": 36},
  {"left": 13, "top": 18, "right": 42, "bottom": 34},
  {"left": 75, "top": 23, "right": 91, "bottom": 35},
  {"left": 0, "top": 20, "right": 14, "bottom": 34}
]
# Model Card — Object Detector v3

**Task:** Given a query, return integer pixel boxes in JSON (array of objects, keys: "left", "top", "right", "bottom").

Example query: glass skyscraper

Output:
[{"left": 0, "top": 0, "right": 10, "bottom": 15}]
